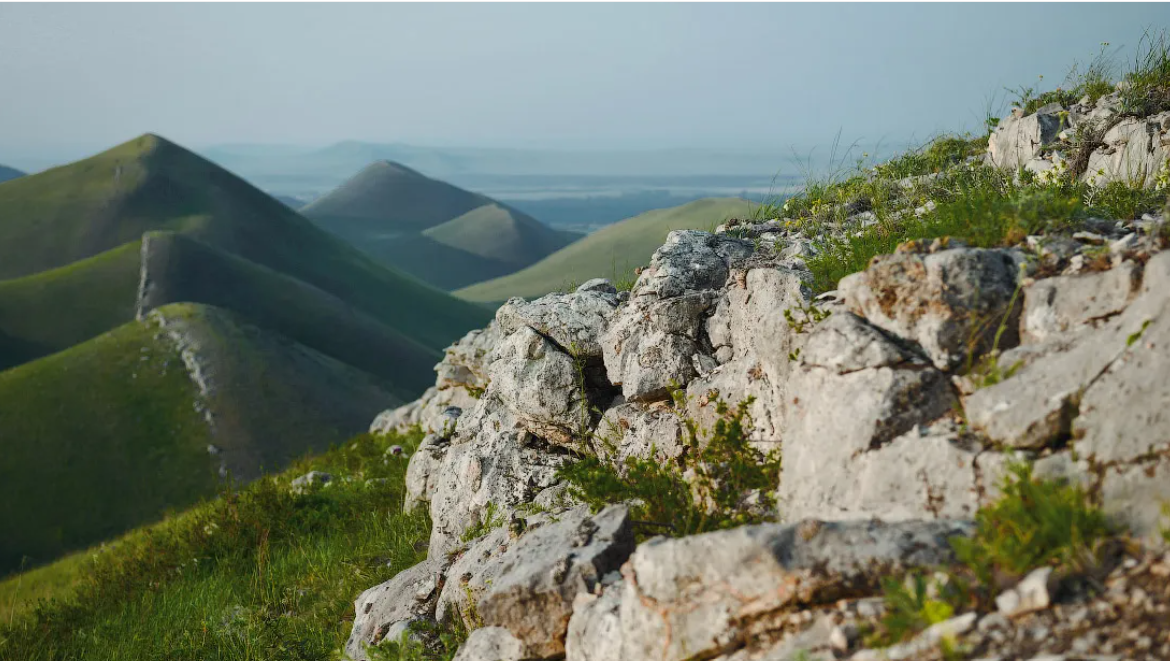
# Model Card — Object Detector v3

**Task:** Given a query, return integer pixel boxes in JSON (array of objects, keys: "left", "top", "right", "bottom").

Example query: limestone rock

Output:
[
  {"left": 344, "top": 558, "right": 447, "bottom": 661},
  {"left": 996, "top": 566, "right": 1056, "bottom": 618},
  {"left": 1022, "top": 261, "right": 1141, "bottom": 343},
  {"left": 780, "top": 313, "right": 956, "bottom": 521},
  {"left": 487, "top": 326, "right": 587, "bottom": 445},
  {"left": 595, "top": 398, "right": 686, "bottom": 464},
  {"left": 426, "top": 396, "right": 574, "bottom": 558},
  {"left": 450, "top": 627, "right": 529, "bottom": 661},
  {"left": 439, "top": 505, "right": 633, "bottom": 658},
  {"left": 1082, "top": 112, "right": 1170, "bottom": 188},
  {"left": 609, "top": 519, "right": 970, "bottom": 661},
  {"left": 839, "top": 247, "right": 1022, "bottom": 371},
  {"left": 988, "top": 105, "right": 1066, "bottom": 170},
  {"left": 630, "top": 229, "right": 753, "bottom": 301},
  {"left": 495, "top": 287, "right": 619, "bottom": 358},
  {"left": 290, "top": 471, "right": 332, "bottom": 494},
  {"left": 565, "top": 582, "right": 624, "bottom": 661}
]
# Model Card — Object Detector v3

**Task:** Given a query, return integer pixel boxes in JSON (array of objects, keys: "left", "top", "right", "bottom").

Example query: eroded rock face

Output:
[
  {"left": 404, "top": 407, "right": 461, "bottom": 512},
  {"left": 1021, "top": 261, "right": 1142, "bottom": 343},
  {"left": 780, "top": 312, "right": 957, "bottom": 521},
  {"left": 839, "top": 246, "right": 1022, "bottom": 371},
  {"left": 438, "top": 505, "right": 634, "bottom": 658},
  {"left": 495, "top": 286, "right": 619, "bottom": 358},
  {"left": 988, "top": 104, "right": 1066, "bottom": 170},
  {"left": 569, "top": 519, "right": 969, "bottom": 661},
  {"left": 344, "top": 558, "right": 448, "bottom": 661},
  {"left": 488, "top": 326, "right": 587, "bottom": 446},
  {"left": 450, "top": 627, "right": 529, "bottom": 661},
  {"left": 601, "top": 231, "right": 753, "bottom": 401}
]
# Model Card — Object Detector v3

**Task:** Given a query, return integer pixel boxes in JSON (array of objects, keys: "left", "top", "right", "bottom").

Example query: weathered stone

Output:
[
  {"left": 565, "top": 582, "right": 624, "bottom": 661},
  {"left": 1022, "top": 261, "right": 1141, "bottom": 343},
  {"left": 781, "top": 314, "right": 956, "bottom": 521},
  {"left": 344, "top": 558, "right": 447, "bottom": 661},
  {"left": 839, "top": 247, "right": 1022, "bottom": 370},
  {"left": 1100, "top": 457, "right": 1170, "bottom": 544},
  {"left": 851, "top": 612, "right": 977, "bottom": 661},
  {"left": 997, "top": 567, "right": 1056, "bottom": 617},
  {"left": 290, "top": 471, "right": 332, "bottom": 494},
  {"left": 438, "top": 505, "right": 633, "bottom": 658},
  {"left": 450, "top": 627, "right": 529, "bottom": 661},
  {"left": 426, "top": 396, "right": 574, "bottom": 558},
  {"left": 601, "top": 292, "right": 717, "bottom": 401},
  {"left": 495, "top": 288, "right": 619, "bottom": 358},
  {"left": 404, "top": 433, "right": 449, "bottom": 512},
  {"left": 595, "top": 398, "right": 686, "bottom": 464},
  {"left": 1082, "top": 112, "right": 1170, "bottom": 188},
  {"left": 989, "top": 105, "right": 1066, "bottom": 170},
  {"left": 577, "top": 278, "right": 618, "bottom": 295},
  {"left": 487, "top": 326, "right": 586, "bottom": 445},
  {"left": 611, "top": 519, "right": 970, "bottom": 661},
  {"left": 630, "top": 230, "right": 753, "bottom": 301}
]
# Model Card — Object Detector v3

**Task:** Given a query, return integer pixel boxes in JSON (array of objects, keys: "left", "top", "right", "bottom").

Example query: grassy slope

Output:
[
  {"left": 423, "top": 203, "right": 579, "bottom": 266},
  {"left": 0, "top": 242, "right": 140, "bottom": 372},
  {"left": 0, "top": 430, "right": 430, "bottom": 661},
  {"left": 457, "top": 197, "right": 753, "bottom": 302},
  {"left": 0, "top": 303, "right": 401, "bottom": 575},
  {"left": 303, "top": 162, "right": 578, "bottom": 291},
  {"left": 0, "top": 166, "right": 23, "bottom": 184},
  {"left": 0, "top": 135, "right": 490, "bottom": 354},
  {"left": 300, "top": 160, "right": 489, "bottom": 232}
]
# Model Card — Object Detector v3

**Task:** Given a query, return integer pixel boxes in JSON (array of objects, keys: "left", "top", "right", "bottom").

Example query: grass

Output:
[
  {"left": 301, "top": 162, "right": 578, "bottom": 291},
  {"left": 559, "top": 394, "right": 781, "bottom": 538},
  {"left": 0, "top": 135, "right": 491, "bottom": 356},
  {"left": 0, "top": 303, "right": 406, "bottom": 576},
  {"left": 0, "top": 428, "right": 430, "bottom": 661},
  {"left": 951, "top": 463, "right": 1113, "bottom": 584},
  {"left": 456, "top": 197, "right": 754, "bottom": 303}
]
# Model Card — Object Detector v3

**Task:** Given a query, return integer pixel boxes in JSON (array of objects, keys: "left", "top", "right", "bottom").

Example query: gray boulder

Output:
[
  {"left": 1021, "top": 261, "right": 1141, "bottom": 343},
  {"left": 344, "top": 558, "right": 447, "bottom": 661},
  {"left": 450, "top": 627, "right": 529, "bottom": 661},
  {"left": 1082, "top": 112, "right": 1170, "bottom": 188},
  {"left": 839, "top": 246, "right": 1022, "bottom": 371},
  {"left": 594, "top": 398, "right": 686, "bottom": 464},
  {"left": 988, "top": 105, "right": 1066, "bottom": 170},
  {"left": 630, "top": 230, "right": 754, "bottom": 300},
  {"left": 495, "top": 288, "right": 619, "bottom": 358},
  {"left": 780, "top": 313, "right": 956, "bottom": 521},
  {"left": 579, "top": 519, "right": 969, "bottom": 661},
  {"left": 438, "top": 505, "right": 634, "bottom": 658},
  {"left": 487, "top": 326, "right": 588, "bottom": 446}
]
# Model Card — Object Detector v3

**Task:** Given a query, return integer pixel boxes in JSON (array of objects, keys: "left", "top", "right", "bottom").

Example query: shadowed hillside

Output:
[
  {"left": 0, "top": 165, "right": 22, "bottom": 184},
  {"left": 0, "top": 303, "right": 399, "bottom": 574},
  {"left": 302, "top": 161, "right": 578, "bottom": 290},
  {"left": 457, "top": 197, "right": 753, "bottom": 302}
]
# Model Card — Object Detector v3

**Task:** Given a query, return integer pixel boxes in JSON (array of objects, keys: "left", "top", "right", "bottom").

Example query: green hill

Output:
[
  {"left": 0, "top": 165, "right": 22, "bottom": 183},
  {"left": 301, "top": 161, "right": 578, "bottom": 290},
  {"left": 300, "top": 160, "right": 489, "bottom": 232},
  {"left": 0, "top": 303, "right": 400, "bottom": 575},
  {"left": 456, "top": 197, "right": 753, "bottom": 303},
  {"left": 0, "top": 135, "right": 491, "bottom": 364}
]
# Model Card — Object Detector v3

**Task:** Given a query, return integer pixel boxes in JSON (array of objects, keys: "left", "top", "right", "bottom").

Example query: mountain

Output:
[
  {"left": 0, "top": 303, "right": 402, "bottom": 574},
  {"left": 301, "top": 161, "right": 578, "bottom": 290},
  {"left": 0, "top": 135, "right": 492, "bottom": 572},
  {"left": 456, "top": 197, "right": 754, "bottom": 303},
  {"left": 0, "top": 165, "right": 23, "bottom": 183},
  {"left": 0, "top": 135, "right": 491, "bottom": 363}
]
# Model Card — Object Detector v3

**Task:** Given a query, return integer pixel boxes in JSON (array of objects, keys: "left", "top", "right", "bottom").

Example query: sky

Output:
[{"left": 1, "top": 3, "right": 1167, "bottom": 160}]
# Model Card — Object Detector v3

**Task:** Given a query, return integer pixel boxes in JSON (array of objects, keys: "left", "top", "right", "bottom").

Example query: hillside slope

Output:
[
  {"left": 456, "top": 197, "right": 753, "bottom": 302},
  {"left": 301, "top": 161, "right": 577, "bottom": 290},
  {"left": 0, "top": 165, "right": 23, "bottom": 184},
  {"left": 0, "top": 135, "right": 491, "bottom": 361},
  {"left": 0, "top": 303, "right": 400, "bottom": 575}
]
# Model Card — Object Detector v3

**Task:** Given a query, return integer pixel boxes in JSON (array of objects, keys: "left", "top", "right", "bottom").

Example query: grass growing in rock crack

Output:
[
  {"left": 0, "top": 429, "right": 430, "bottom": 661},
  {"left": 866, "top": 571, "right": 972, "bottom": 647},
  {"left": 951, "top": 463, "right": 1113, "bottom": 586},
  {"left": 366, "top": 619, "right": 468, "bottom": 661},
  {"left": 558, "top": 394, "right": 781, "bottom": 538}
]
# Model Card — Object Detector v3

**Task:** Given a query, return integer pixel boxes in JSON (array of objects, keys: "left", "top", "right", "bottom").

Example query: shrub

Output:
[
  {"left": 867, "top": 571, "right": 971, "bottom": 647},
  {"left": 951, "top": 463, "right": 1112, "bottom": 584}
]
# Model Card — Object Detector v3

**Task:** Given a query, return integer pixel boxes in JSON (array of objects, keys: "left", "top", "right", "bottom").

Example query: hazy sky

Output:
[{"left": 1, "top": 3, "right": 1167, "bottom": 157}]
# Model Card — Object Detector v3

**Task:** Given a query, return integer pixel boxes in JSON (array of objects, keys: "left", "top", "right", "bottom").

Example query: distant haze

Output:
[{"left": 0, "top": 3, "right": 1166, "bottom": 168}]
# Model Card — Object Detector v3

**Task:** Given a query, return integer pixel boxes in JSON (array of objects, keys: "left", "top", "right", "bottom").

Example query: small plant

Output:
[
  {"left": 867, "top": 571, "right": 971, "bottom": 647},
  {"left": 460, "top": 502, "right": 505, "bottom": 543},
  {"left": 367, "top": 619, "right": 468, "bottom": 661},
  {"left": 1127, "top": 319, "right": 1153, "bottom": 347},
  {"left": 558, "top": 395, "right": 781, "bottom": 538},
  {"left": 784, "top": 302, "right": 831, "bottom": 333},
  {"left": 952, "top": 463, "right": 1113, "bottom": 584}
]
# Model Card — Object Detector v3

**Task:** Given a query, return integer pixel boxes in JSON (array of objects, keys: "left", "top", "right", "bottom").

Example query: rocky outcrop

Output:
[{"left": 356, "top": 187, "right": 1170, "bottom": 660}]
